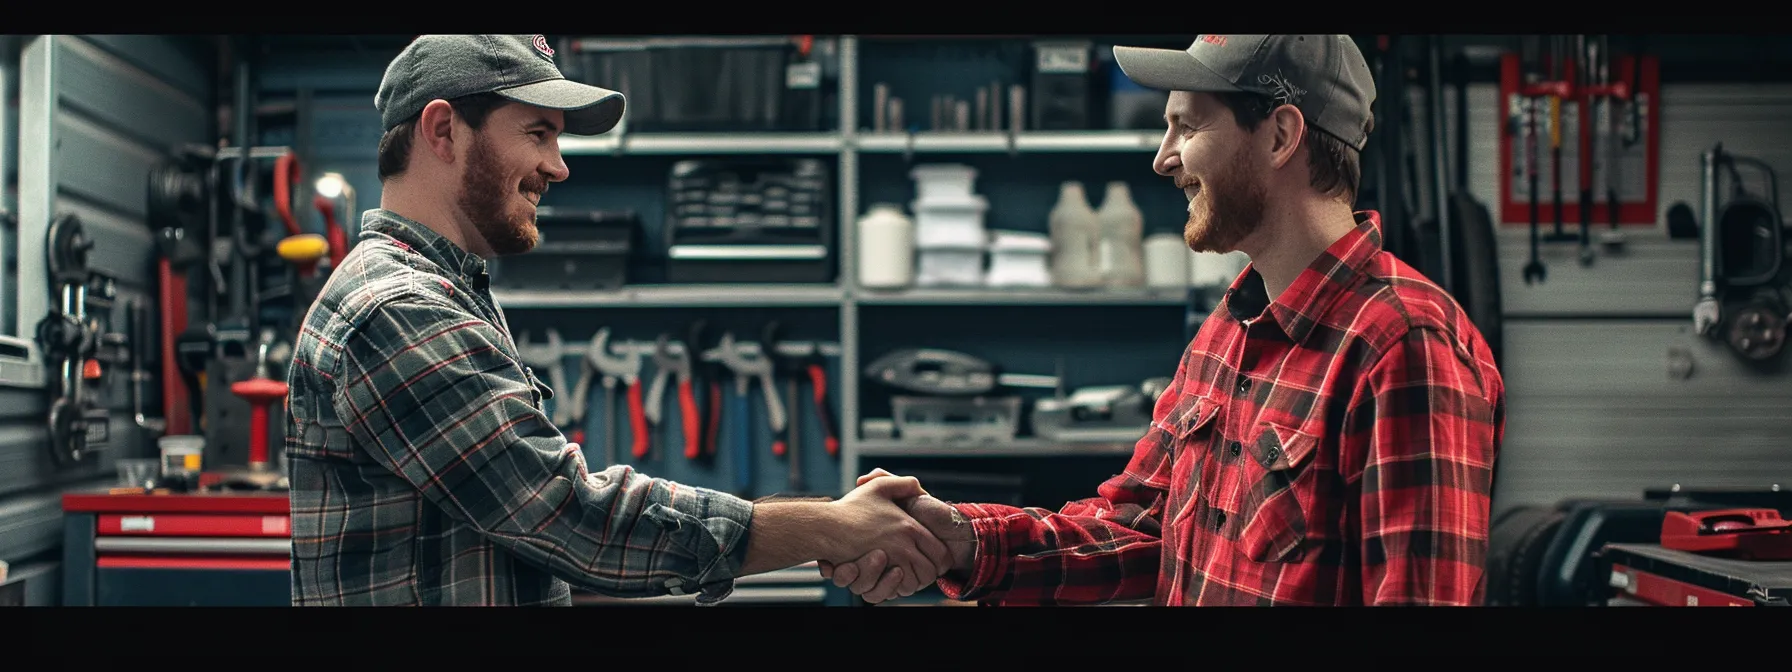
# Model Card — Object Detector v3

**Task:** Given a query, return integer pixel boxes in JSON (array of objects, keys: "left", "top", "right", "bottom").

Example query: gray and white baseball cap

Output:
[
  {"left": 375, "top": 34, "right": 625, "bottom": 136},
  {"left": 1113, "top": 35, "right": 1376, "bottom": 151}
]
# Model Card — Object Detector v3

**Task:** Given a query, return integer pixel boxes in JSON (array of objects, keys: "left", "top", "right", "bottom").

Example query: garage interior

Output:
[{"left": 0, "top": 33, "right": 1788, "bottom": 608}]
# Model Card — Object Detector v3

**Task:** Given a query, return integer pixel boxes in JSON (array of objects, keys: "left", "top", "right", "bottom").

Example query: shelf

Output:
[
  {"left": 855, "top": 438, "right": 1138, "bottom": 458},
  {"left": 553, "top": 131, "right": 1160, "bottom": 155},
  {"left": 490, "top": 284, "right": 846, "bottom": 308},
  {"left": 854, "top": 130, "right": 1162, "bottom": 154},
  {"left": 854, "top": 286, "right": 1190, "bottom": 306},
  {"left": 559, "top": 132, "right": 844, "bottom": 155}
]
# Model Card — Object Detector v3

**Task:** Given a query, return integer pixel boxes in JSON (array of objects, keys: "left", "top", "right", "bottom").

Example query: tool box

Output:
[
  {"left": 566, "top": 37, "right": 831, "bottom": 133},
  {"left": 490, "top": 208, "right": 638, "bottom": 290},
  {"left": 1596, "top": 508, "right": 1792, "bottom": 607},
  {"left": 663, "top": 158, "right": 835, "bottom": 284},
  {"left": 61, "top": 489, "right": 291, "bottom": 606}
]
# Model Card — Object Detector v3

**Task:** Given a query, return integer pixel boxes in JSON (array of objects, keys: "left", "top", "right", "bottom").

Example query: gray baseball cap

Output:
[
  {"left": 1113, "top": 35, "right": 1375, "bottom": 151},
  {"left": 374, "top": 34, "right": 625, "bottom": 136}
]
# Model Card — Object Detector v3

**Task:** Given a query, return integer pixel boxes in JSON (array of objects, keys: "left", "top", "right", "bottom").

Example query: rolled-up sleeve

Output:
[{"left": 332, "top": 295, "right": 756, "bottom": 604}]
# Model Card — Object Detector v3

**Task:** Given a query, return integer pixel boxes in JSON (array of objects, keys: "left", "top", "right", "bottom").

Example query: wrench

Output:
[
  {"left": 645, "top": 333, "right": 702, "bottom": 460},
  {"left": 587, "top": 329, "right": 649, "bottom": 464},
  {"left": 516, "top": 329, "right": 573, "bottom": 427}
]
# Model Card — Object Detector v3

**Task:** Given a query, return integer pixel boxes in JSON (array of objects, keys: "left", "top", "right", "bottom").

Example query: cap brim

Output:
[
  {"left": 496, "top": 78, "right": 626, "bottom": 136},
  {"left": 1113, "top": 46, "right": 1242, "bottom": 94}
]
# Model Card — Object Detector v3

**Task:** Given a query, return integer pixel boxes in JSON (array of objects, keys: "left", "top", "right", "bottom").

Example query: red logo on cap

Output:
[
  {"left": 1200, "top": 35, "right": 1227, "bottom": 47},
  {"left": 532, "top": 35, "right": 554, "bottom": 58}
]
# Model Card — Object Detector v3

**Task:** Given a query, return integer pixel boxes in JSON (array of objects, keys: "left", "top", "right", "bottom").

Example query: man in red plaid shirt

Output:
[{"left": 824, "top": 35, "right": 1505, "bottom": 606}]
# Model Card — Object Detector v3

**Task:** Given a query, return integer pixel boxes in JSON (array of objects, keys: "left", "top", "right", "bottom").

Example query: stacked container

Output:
[{"left": 909, "top": 164, "right": 988, "bottom": 286}]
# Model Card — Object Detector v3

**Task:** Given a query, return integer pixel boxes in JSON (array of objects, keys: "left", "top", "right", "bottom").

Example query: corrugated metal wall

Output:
[
  {"left": 0, "top": 36, "right": 215, "bottom": 604},
  {"left": 1408, "top": 79, "right": 1792, "bottom": 516}
]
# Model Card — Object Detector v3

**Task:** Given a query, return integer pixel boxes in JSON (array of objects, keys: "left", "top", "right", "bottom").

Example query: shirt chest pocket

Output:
[
  {"left": 1162, "top": 394, "right": 1219, "bottom": 534},
  {"left": 1228, "top": 418, "right": 1323, "bottom": 563}
]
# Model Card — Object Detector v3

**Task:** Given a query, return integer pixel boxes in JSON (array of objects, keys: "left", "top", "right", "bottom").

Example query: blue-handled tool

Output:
[
  {"left": 707, "top": 331, "right": 784, "bottom": 499},
  {"left": 731, "top": 380, "right": 751, "bottom": 494}
]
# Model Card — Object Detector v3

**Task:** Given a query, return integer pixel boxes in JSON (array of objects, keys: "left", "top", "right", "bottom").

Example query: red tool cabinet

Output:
[
  {"left": 1598, "top": 543, "right": 1792, "bottom": 607},
  {"left": 62, "top": 490, "right": 291, "bottom": 606}
]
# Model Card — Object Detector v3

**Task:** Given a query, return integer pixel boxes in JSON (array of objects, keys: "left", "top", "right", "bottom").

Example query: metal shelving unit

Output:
[
  {"left": 491, "top": 284, "right": 845, "bottom": 308},
  {"left": 856, "top": 438, "right": 1138, "bottom": 458},
  {"left": 520, "top": 35, "right": 1186, "bottom": 493}
]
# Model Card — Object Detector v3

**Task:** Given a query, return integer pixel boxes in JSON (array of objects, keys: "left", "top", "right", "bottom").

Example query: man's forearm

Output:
[{"left": 738, "top": 500, "right": 845, "bottom": 576}]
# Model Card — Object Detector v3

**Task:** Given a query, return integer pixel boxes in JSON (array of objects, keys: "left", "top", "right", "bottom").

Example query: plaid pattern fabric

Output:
[
  {"left": 938, "top": 211, "right": 1504, "bottom": 606},
  {"left": 285, "top": 210, "right": 756, "bottom": 606}
]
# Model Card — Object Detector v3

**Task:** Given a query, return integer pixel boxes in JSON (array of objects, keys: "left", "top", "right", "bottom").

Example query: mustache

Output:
[
  {"left": 1174, "top": 173, "right": 1198, "bottom": 189},
  {"left": 521, "top": 174, "right": 551, "bottom": 196}
]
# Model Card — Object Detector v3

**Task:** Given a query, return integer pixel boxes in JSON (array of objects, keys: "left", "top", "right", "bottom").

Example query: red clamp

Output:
[{"left": 1660, "top": 508, "right": 1792, "bottom": 561}]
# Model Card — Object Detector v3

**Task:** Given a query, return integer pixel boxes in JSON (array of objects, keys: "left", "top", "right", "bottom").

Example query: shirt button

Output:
[
  {"left": 1212, "top": 511, "right": 1228, "bottom": 531},
  {"left": 1266, "top": 445, "right": 1282, "bottom": 462},
  {"left": 1229, "top": 441, "right": 1241, "bottom": 457},
  {"left": 1236, "top": 375, "right": 1252, "bottom": 394}
]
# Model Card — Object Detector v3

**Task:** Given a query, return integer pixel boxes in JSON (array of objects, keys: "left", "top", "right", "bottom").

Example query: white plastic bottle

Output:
[
  {"left": 1096, "top": 181, "right": 1145, "bottom": 287},
  {"left": 1048, "top": 182, "right": 1102, "bottom": 288},
  {"left": 856, "top": 203, "right": 914, "bottom": 289}
]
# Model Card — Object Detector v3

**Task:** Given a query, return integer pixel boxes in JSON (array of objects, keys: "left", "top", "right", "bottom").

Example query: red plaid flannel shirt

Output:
[{"left": 939, "top": 211, "right": 1504, "bottom": 606}]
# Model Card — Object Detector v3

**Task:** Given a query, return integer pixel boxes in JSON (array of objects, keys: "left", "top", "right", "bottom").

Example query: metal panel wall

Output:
[
  {"left": 1407, "top": 79, "right": 1792, "bottom": 515},
  {"left": 0, "top": 36, "right": 215, "bottom": 603}
]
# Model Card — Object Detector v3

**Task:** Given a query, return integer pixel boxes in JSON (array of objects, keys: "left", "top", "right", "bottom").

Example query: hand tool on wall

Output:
[
  {"left": 761, "top": 322, "right": 804, "bottom": 491},
  {"left": 1520, "top": 37, "right": 1547, "bottom": 284},
  {"left": 1574, "top": 35, "right": 1595, "bottom": 266},
  {"left": 709, "top": 332, "right": 785, "bottom": 496},
  {"left": 126, "top": 299, "right": 166, "bottom": 435},
  {"left": 216, "top": 329, "right": 288, "bottom": 491},
  {"left": 803, "top": 350, "right": 839, "bottom": 459},
  {"left": 565, "top": 338, "right": 598, "bottom": 448},
  {"left": 689, "top": 320, "right": 724, "bottom": 459},
  {"left": 588, "top": 329, "right": 650, "bottom": 463},
  {"left": 1597, "top": 35, "right": 1629, "bottom": 251},
  {"left": 1544, "top": 37, "right": 1571, "bottom": 248},
  {"left": 644, "top": 333, "right": 701, "bottom": 460},
  {"left": 705, "top": 333, "right": 752, "bottom": 494}
]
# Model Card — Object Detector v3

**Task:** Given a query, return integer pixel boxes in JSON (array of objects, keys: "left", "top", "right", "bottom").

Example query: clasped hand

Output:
[{"left": 820, "top": 469, "right": 976, "bottom": 603}]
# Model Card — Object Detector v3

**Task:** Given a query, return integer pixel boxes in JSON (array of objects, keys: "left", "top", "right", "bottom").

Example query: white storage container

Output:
[
  {"left": 856, "top": 204, "right": 915, "bottom": 289},
  {"left": 1143, "top": 233, "right": 1188, "bottom": 288},
  {"left": 911, "top": 194, "right": 988, "bottom": 248},
  {"left": 909, "top": 164, "right": 978, "bottom": 202},
  {"left": 985, "top": 230, "right": 1052, "bottom": 287},
  {"left": 915, "top": 245, "right": 985, "bottom": 286}
]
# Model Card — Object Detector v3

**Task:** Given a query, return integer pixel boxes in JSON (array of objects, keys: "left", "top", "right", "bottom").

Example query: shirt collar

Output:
[
  {"left": 358, "top": 209, "right": 490, "bottom": 281},
  {"left": 1223, "top": 210, "right": 1385, "bottom": 345}
]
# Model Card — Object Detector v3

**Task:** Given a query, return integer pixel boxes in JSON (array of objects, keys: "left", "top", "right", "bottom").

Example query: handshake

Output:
[{"left": 807, "top": 469, "right": 976, "bottom": 604}]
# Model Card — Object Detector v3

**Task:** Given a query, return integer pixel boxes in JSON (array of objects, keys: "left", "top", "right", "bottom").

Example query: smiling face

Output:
[
  {"left": 1152, "top": 90, "right": 1271, "bottom": 254},
  {"left": 453, "top": 102, "right": 569, "bottom": 257}
]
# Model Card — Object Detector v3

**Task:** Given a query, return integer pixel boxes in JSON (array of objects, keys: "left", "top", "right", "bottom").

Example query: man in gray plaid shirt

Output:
[{"left": 284, "top": 35, "right": 948, "bottom": 606}]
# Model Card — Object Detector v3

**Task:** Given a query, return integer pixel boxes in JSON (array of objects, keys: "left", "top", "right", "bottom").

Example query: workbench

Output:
[
  {"left": 61, "top": 489, "right": 291, "bottom": 606},
  {"left": 1599, "top": 542, "right": 1792, "bottom": 607}
]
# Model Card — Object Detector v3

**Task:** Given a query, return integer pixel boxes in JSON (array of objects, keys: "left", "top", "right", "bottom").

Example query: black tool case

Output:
[
  {"left": 663, "top": 158, "right": 835, "bottom": 284},
  {"left": 490, "top": 208, "right": 638, "bottom": 290},
  {"left": 563, "top": 36, "right": 831, "bottom": 133}
]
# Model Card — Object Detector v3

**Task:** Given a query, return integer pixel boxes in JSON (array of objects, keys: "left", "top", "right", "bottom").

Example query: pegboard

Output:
[{"left": 1498, "top": 51, "right": 1660, "bottom": 227}]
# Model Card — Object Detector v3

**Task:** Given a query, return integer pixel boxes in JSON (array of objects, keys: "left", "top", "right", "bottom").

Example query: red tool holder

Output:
[
  {"left": 1660, "top": 508, "right": 1792, "bottom": 561},
  {"left": 1497, "top": 52, "right": 1661, "bottom": 227}
]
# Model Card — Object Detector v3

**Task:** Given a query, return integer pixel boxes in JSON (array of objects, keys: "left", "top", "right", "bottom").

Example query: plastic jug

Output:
[
  {"left": 1048, "top": 181, "right": 1102, "bottom": 288},
  {"left": 857, "top": 204, "right": 915, "bottom": 289},
  {"left": 1096, "top": 181, "right": 1145, "bottom": 287}
]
